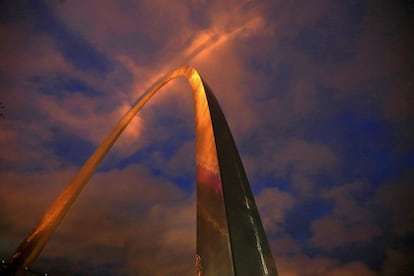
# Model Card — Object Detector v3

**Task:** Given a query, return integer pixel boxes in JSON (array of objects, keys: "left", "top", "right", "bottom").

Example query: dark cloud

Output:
[
  {"left": 1, "top": 1, "right": 113, "bottom": 75},
  {"left": 1, "top": 0, "right": 413, "bottom": 275}
]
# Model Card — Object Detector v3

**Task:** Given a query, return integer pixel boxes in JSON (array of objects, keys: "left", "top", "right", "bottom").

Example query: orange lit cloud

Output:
[
  {"left": 1, "top": 0, "right": 413, "bottom": 274},
  {"left": 0, "top": 165, "right": 194, "bottom": 274}
]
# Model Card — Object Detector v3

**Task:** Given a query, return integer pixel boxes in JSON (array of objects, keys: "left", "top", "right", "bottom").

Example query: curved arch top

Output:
[{"left": 3, "top": 66, "right": 278, "bottom": 275}]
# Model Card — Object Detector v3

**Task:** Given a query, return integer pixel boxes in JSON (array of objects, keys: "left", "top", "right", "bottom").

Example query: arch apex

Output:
[{"left": 2, "top": 66, "right": 278, "bottom": 276}]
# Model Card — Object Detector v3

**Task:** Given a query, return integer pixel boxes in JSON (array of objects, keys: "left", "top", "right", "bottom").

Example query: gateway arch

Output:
[{"left": 2, "top": 66, "right": 278, "bottom": 275}]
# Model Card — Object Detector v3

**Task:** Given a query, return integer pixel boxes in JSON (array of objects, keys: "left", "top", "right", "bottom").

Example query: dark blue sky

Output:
[{"left": 1, "top": 0, "right": 413, "bottom": 275}]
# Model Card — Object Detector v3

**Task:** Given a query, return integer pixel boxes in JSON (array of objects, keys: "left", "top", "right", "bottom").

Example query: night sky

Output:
[{"left": 1, "top": 0, "right": 414, "bottom": 275}]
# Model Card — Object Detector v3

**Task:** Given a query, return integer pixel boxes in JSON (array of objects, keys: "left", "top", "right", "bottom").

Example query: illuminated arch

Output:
[{"left": 4, "top": 66, "right": 278, "bottom": 275}]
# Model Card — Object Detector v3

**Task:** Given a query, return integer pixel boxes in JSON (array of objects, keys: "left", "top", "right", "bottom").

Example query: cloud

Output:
[
  {"left": 381, "top": 249, "right": 414, "bottom": 276},
  {"left": 34, "top": 91, "right": 146, "bottom": 157},
  {"left": 323, "top": 181, "right": 372, "bottom": 224},
  {"left": 270, "top": 235, "right": 301, "bottom": 256},
  {"left": 0, "top": 167, "right": 77, "bottom": 242},
  {"left": 309, "top": 216, "right": 381, "bottom": 249},
  {"left": 0, "top": 24, "right": 70, "bottom": 81},
  {"left": 47, "top": 0, "right": 274, "bottom": 139},
  {"left": 257, "top": 138, "right": 338, "bottom": 194},
  {"left": 309, "top": 181, "right": 381, "bottom": 249},
  {"left": 383, "top": 74, "right": 414, "bottom": 122},
  {"left": 272, "top": 139, "right": 337, "bottom": 174},
  {"left": 0, "top": 20, "right": 142, "bottom": 168},
  {"left": 2, "top": 0, "right": 413, "bottom": 274},
  {"left": 150, "top": 140, "right": 196, "bottom": 178},
  {"left": 374, "top": 171, "right": 414, "bottom": 237},
  {"left": 256, "top": 187, "right": 295, "bottom": 234},
  {"left": 276, "top": 254, "right": 376, "bottom": 276},
  {"left": 0, "top": 119, "right": 62, "bottom": 171},
  {"left": 0, "top": 164, "right": 195, "bottom": 274}
]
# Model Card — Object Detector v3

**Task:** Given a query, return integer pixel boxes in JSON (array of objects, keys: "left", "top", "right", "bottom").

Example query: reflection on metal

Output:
[{"left": 2, "top": 66, "right": 278, "bottom": 275}]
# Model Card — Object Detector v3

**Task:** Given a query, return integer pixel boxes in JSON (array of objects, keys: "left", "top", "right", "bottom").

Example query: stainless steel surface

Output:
[{"left": 2, "top": 66, "right": 277, "bottom": 275}]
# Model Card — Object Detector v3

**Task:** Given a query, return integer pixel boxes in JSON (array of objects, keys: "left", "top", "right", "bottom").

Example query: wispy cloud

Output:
[{"left": 1, "top": 0, "right": 413, "bottom": 275}]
